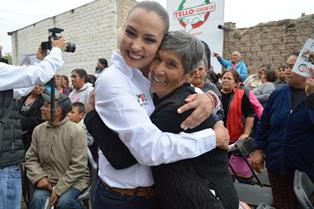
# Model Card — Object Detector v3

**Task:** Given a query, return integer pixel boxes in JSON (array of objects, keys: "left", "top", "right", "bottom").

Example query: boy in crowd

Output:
[
  {"left": 68, "top": 102, "right": 98, "bottom": 160},
  {"left": 68, "top": 102, "right": 94, "bottom": 146}
]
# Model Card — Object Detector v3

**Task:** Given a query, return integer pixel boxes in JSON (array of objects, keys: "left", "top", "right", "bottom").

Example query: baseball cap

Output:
[{"left": 41, "top": 91, "right": 72, "bottom": 114}]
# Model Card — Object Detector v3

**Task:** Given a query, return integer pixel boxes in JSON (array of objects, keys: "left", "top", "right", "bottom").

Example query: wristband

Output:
[{"left": 206, "top": 91, "right": 218, "bottom": 107}]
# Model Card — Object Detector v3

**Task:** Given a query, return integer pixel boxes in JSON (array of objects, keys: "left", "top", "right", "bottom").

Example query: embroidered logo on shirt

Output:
[{"left": 136, "top": 93, "right": 148, "bottom": 106}]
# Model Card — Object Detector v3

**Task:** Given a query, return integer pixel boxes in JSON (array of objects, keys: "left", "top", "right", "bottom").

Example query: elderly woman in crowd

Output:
[
  {"left": 148, "top": 31, "right": 238, "bottom": 209},
  {"left": 213, "top": 51, "right": 248, "bottom": 81},
  {"left": 220, "top": 70, "right": 254, "bottom": 143},
  {"left": 191, "top": 54, "right": 221, "bottom": 97},
  {"left": 191, "top": 56, "right": 224, "bottom": 121},
  {"left": 253, "top": 66, "right": 277, "bottom": 106},
  {"left": 25, "top": 93, "right": 89, "bottom": 209},
  {"left": 252, "top": 53, "right": 314, "bottom": 209}
]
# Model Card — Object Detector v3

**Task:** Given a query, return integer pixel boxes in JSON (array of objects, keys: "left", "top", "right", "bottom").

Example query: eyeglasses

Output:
[{"left": 285, "top": 63, "right": 294, "bottom": 69}]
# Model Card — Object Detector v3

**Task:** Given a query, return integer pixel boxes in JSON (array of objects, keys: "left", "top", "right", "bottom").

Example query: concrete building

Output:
[{"left": 8, "top": 0, "right": 136, "bottom": 75}]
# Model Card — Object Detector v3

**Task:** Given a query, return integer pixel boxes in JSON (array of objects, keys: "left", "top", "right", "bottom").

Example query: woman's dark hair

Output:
[
  {"left": 278, "top": 65, "right": 285, "bottom": 72},
  {"left": 208, "top": 70, "right": 218, "bottom": 83},
  {"left": 98, "top": 58, "right": 108, "bottom": 67},
  {"left": 71, "top": 68, "right": 88, "bottom": 82},
  {"left": 62, "top": 75, "right": 69, "bottom": 83},
  {"left": 264, "top": 68, "right": 278, "bottom": 82},
  {"left": 57, "top": 97, "right": 72, "bottom": 120},
  {"left": 222, "top": 70, "right": 240, "bottom": 84},
  {"left": 127, "top": 1, "right": 169, "bottom": 34},
  {"left": 260, "top": 63, "right": 272, "bottom": 71},
  {"left": 87, "top": 74, "right": 97, "bottom": 87},
  {"left": 201, "top": 41, "right": 211, "bottom": 68}
]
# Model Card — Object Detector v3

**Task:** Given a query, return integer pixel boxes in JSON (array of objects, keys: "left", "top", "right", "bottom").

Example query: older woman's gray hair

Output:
[
  {"left": 160, "top": 31, "right": 205, "bottom": 74},
  {"left": 231, "top": 51, "right": 242, "bottom": 58}
]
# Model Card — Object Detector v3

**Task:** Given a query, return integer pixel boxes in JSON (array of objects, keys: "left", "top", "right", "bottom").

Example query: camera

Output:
[{"left": 41, "top": 27, "right": 76, "bottom": 53}]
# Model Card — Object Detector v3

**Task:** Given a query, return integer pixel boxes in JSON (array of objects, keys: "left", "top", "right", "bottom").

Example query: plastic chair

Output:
[
  {"left": 234, "top": 181, "right": 273, "bottom": 206},
  {"left": 256, "top": 203, "right": 276, "bottom": 209},
  {"left": 77, "top": 149, "right": 98, "bottom": 208},
  {"left": 236, "top": 137, "right": 255, "bottom": 155},
  {"left": 293, "top": 170, "right": 314, "bottom": 209},
  {"left": 229, "top": 137, "right": 273, "bottom": 207},
  {"left": 231, "top": 137, "right": 270, "bottom": 187},
  {"left": 20, "top": 162, "right": 35, "bottom": 208}
]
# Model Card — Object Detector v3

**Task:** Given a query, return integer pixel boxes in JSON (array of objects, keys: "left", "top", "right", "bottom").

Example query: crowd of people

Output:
[{"left": 0, "top": 1, "right": 314, "bottom": 209}]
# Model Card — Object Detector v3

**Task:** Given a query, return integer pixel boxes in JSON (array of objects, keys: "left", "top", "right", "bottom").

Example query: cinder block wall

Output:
[{"left": 10, "top": 0, "right": 136, "bottom": 75}]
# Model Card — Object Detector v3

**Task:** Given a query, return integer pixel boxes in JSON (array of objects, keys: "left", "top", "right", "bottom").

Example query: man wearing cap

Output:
[
  {"left": 0, "top": 38, "right": 66, "bottom": 209},
  {"left": 95, "top": 58, "right": 108, "bottom": 77},
  {"left": 25, "top": 93, "right": 89, "bottom": 209}
]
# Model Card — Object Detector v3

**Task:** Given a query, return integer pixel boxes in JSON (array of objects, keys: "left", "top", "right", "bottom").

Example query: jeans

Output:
[
  {"left": 0, "top": 164, "right": 22, "bottom": 209},
  {"left": 93, "top": 179, "right": 158, "bottom": 209},
  {"left": 29, "top": 187, "right": 84, "bottom": 209}
]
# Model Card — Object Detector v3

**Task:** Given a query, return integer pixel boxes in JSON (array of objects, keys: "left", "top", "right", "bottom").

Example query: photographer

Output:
[
  {"left": 0, "top": 37, "right": 66, "bottom": 209},
  {"left": 1, "top": 38, "right": 66, "bottom": 92}
]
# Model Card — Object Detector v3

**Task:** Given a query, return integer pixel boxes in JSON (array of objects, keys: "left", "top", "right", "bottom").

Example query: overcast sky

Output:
[{"left": 1, "top": 0, "right": 313, "bottom": 53}]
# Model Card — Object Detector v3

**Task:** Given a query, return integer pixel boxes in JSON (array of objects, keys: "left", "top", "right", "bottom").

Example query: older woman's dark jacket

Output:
[
  {"left": 85, "top": 83, "right": 238, "bottom": 209},
  {"left": 255, "top": 85, "right": 314, "bottom": 179},
  {"left": 150, "top": 83, "right": 238, "bottom": 209}
]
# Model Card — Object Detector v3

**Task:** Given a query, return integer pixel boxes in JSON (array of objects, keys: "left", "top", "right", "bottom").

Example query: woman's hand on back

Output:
[
  {"left": 213, "top": 121, "right": 230, "bottom": 151},
  {"left": 177, "top": 93, "right": 214, "bottom": 130}
]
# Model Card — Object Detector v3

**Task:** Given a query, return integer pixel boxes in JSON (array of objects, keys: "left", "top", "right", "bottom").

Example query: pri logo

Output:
[
  {"left": 136, "top": 93, "right": 147, "bottom": 106},
  {"left": 174, "top": 0, "right": 215, "bottom": 32}
]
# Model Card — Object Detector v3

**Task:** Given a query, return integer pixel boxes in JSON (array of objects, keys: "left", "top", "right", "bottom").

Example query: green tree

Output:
[{"left": 3, "top": 52, "right": 12, "bottom": 64}]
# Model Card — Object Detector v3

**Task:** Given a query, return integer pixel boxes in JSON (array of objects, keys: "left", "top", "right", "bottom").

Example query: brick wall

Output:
[{"left": 9, "top": 0, "right": 136, "bottom": 76}]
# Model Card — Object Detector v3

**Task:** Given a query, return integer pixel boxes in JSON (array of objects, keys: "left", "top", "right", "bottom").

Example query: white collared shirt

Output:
[
  {"left": 95, "top": 50, "right": 216, "bottom": 188},
  {"left": 0, "top": 47, "right": 63, "bottom": 97}
]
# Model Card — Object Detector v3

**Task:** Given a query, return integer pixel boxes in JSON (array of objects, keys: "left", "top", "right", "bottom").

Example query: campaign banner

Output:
[
  {"left": 167, "top": 0, "right": 225, "bottom": 73},
  {"left": 292, "top": 38, "right": 314, "bottom": 78}
]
